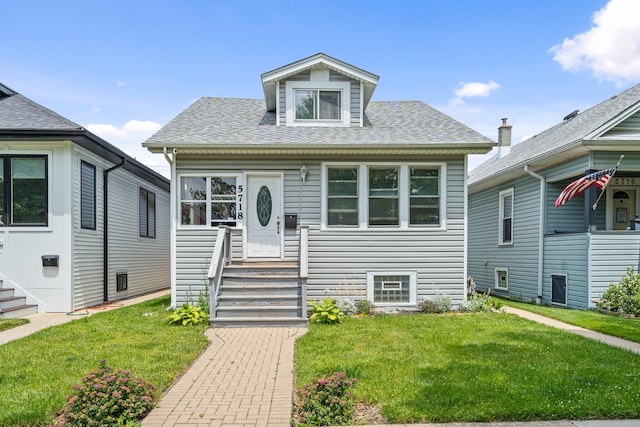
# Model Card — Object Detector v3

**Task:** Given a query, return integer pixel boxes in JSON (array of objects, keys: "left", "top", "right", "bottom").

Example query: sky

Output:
[{"left": 3, "top": 0, "right": 640, "bottom": 178}]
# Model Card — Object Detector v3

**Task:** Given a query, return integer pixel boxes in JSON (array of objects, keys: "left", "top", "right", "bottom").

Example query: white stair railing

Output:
[
  {"left": 207, "top": 226, "right": 230, "bottom": 318},
  {"left": 300, "top": 226, "right": 309, "bottom": 317}
]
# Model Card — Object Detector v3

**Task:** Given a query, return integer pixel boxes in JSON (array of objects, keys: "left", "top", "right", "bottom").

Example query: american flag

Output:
[{"left": 555, "top": 167, "right": 616, "bottom": 208}]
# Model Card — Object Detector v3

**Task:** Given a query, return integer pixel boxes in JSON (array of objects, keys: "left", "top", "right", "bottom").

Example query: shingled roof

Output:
[
  {"left": 469, "top": 83, "right": 640, "bottom": 187},
  {"left": 0, "top": 83, "right": 168, "bottom": 190},
  {"left": 143, "top": 97, "right": 494, "bottom": 153}
]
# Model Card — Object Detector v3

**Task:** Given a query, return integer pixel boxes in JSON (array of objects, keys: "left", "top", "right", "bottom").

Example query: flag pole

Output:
[{"left": 592, "top": 154, "right": 624, "bottom": 210}]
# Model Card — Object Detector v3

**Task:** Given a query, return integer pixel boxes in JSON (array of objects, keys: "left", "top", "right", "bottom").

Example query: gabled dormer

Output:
[{"left": 261, "top": 53, "right": 379, "bottom": 128}]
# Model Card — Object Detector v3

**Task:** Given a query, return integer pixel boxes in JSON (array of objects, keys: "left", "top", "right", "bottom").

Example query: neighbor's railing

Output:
[
  {"left": 207, "top": 226, "right": 230, "bottom": 318},
  {"left": 300, "top": 226, "right": 309, "bottom": 317}
]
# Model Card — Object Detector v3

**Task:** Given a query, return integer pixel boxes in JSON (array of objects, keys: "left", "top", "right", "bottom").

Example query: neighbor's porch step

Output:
[
  {"left": 0, "top": 304, "right": 38, "bottom": 319},
  {"left": 210, "top": 316, "right": 308, "bottom": 328}
]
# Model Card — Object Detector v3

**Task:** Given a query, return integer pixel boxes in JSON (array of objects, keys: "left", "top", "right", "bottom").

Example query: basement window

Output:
[
  {"left": 366, "top": 272, "right": 416, "bottom": 305},
  {"left": 116, "top": 272, "right": 128, "bottom": 292}
]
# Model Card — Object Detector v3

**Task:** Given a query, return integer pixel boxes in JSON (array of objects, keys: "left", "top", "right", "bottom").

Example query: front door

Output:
[
  {"left": 612, "top": 189, "right": 636, "bottom": 230},
  {"left": 246, "top": 174, "right": 282, "bottom": 258}
]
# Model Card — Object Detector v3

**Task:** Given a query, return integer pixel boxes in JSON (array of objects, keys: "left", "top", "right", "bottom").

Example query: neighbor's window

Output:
[
  {"left": 410, "top": 168, "right": 439, "bottom": 225},
  {"left": 139, "top": 188, "right": 156, "bottom": 238},
  {"left": 367, "top": 272, "right": 417, "bottom": 305},
  {"left": 495, "top": 268, "right": 508, "bottom": 290},
  {"left": 295, "top": 89, "right": 341, "bottom": 120},
  {"left": 327, "top": 167, "right": 358, "bottom": 226},
  {"left": 0, "top": 155, "right": 48, "bottom": 226},
  {"left": 369, "top": 168, "right": 399, "bottom": 226},
  {"left": 499, "top": 189, "right": 513, "bottom": 244},
  {"left": 180, "top": 175, "right": 238, "bottom": 227},
  {"left": 80, "top": 161, "right": 96, "bottom": 230}
]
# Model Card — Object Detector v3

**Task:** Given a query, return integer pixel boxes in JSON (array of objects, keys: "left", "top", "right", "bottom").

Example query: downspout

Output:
[
  {"left": 103, "top": 157, "right": 126, "bottom": 302},
  {"left": 163, "top": 147, "right": 178, "bottom": 308},
  {"left": 524, "top": 165, "right": 545, "bottom": 304}
]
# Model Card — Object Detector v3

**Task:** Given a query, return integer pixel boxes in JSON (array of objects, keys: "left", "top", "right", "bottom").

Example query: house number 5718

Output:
[{"left": 237, "top": 185, "right": 244, "bottom": 220}]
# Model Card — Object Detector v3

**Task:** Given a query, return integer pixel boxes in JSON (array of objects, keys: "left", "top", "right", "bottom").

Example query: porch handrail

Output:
[
  {"left": 300, "top": 226, "right": 309, "bottom": 317},
  {"left": 207, "top": 226, "right": 230, "bottom": 317}
]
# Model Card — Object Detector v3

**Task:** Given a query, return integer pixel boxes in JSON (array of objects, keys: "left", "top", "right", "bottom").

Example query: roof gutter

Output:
[
  {"left": 524, "top": 165, "right": 545, "bottom": 304},
  {"left": 103, "top": 157, "right": 126, "bottom": 302}
]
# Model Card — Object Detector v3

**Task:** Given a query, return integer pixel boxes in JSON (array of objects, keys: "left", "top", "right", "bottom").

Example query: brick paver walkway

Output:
[{"left": 142, "top": 327, "right": 306, "bottom": 427}]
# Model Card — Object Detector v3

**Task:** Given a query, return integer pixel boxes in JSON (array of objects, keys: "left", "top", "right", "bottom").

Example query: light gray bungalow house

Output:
[
  {"left": 143, "top": 53, "right": 494, "bottom": 326},
  {"left": 468, "top": 83, "right": 640, "bottom": 309},
  {"left": 0, "top": 83, "right": 170, "bottom": 318}
]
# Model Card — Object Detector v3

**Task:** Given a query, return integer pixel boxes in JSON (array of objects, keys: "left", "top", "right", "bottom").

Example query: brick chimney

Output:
[{"left": 497, "top": 118, "right": 512, "bottom": 158}]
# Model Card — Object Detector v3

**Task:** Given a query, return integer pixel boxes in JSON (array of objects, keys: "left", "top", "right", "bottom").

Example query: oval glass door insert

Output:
[{"left": 256, "top": 185, "right": 272, "bottom": 227}]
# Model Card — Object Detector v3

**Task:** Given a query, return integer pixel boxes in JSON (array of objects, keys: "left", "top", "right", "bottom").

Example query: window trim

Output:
[
  {"left": 366, "top": 271, "right": 417, "bottom": 306},
  {"left": 321, "top": 162, "right": 446, "bottom": 230},
  {"left": 0, "top": 154, "right": 50, "bottom": 227},
  {"left": 495, "top": 268, "right": 508, "bottom": 290},
  {"left": 499, "top": 188, "right": 514, "bottom": 245},
  {"left": 285, "top": 81, "right": 351, "bottom": 127},
  {"left": 139, "top": 187, "right": 156, "bottom": 238},
  {"left": 80, "top": 160, "right": 96, "bottom": 230},
  {"left": 178, "top": 173, "right": 242, "bottom": 229}
]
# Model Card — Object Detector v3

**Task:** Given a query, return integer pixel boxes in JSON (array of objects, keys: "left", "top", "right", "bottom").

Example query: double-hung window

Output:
[
  {"left": 0, "top": 155, "right": 48, "bottom": 226},
  {"left": 139, "top": 188, "right": 156, "bottom": 238},
  {"left": 180, "top": 175, "right": 239, "bottom": 227},
  {"left": 499, "top": 188, "right": 513, "bottom": 244},
  {"left": 324, "top": 163, "right": 444, "bottom": 229}
]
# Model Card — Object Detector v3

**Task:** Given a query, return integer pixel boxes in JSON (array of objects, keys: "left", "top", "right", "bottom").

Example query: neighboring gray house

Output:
[
  {"left": 143, "top": 53, "right": 494, "bottom": 326},
  {"left": 0, "top": 83, "right": 170, "bottom": 317},
  {"left": 468, "top": 83, "right": 640, "bottom": 309}
]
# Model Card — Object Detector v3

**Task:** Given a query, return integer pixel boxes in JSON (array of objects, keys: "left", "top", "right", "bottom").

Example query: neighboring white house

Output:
[
  {"left": 0, "top": 83, "right": 170, "bottom": 317},
  {"left": 143, "top": 53, "right": 494, "bottom": 326},
  {"left": 468, "top": 83, "right": 640, "bottom": 309}
]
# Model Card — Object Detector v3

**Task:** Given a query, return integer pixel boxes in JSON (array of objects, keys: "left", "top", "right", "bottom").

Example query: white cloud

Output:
[
  {"left": 449, "top": 81, "right": 501, "bottom": 106},
  {"left": 86, "top": 120, "right": 162, "bottom": 140},
  {"left": 549, "top": 0, "right": 640, "bottom": 83}
]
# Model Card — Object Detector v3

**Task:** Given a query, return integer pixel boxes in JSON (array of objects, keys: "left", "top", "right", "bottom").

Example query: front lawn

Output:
[
  {"left": 503, "top": 299, "right": 640, "bottom": 343},
  {"left": 0, "top": 295, "right": 209, "bottom": 427},
  {"left": 295, "top": 313, "right": 640, "bottom": 423}
]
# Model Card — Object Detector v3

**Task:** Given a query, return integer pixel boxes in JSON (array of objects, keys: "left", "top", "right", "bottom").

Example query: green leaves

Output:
[
  {"left": 166, "top": 303, "right": 208, "bottom": 326},
  {"left": 308, "top": 299, "right": 345, "bottom": 324}
]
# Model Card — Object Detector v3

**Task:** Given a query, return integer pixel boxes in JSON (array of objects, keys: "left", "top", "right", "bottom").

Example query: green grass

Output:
[
  {"left": 503, "top": 299, "right": 640, "bottom": 343},
  {"left": 295, "top": 313, "right": 640, "bottom": 423},
  {"left": 0, "top": 318, "right": 28, "bottom": 332},
  {"left": 0, "top": 296, "right": 209, "bottom": 427}
]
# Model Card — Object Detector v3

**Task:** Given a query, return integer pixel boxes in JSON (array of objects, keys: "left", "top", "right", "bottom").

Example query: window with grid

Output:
[
  {"left": 495, "top": 269, "right": 508, "bottom": 290},
  {"left": 373, "top": 274, "right": 411, "bottom": 303},
  {"left": 180, "top": 176, "right": 238, "bottom": 227}
]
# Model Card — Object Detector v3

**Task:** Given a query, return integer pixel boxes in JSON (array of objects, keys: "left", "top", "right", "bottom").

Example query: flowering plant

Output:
[{"left": 293, "top": 372, "right": 357, "bottom": 426}]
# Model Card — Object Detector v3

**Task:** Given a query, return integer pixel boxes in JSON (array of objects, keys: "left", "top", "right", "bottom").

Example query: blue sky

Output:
[{"left": 3, "top": 0, "right": 640, "bottom": 177}]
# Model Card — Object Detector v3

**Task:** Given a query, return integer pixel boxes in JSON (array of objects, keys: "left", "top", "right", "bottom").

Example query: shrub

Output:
[
  {"left": 433, "top": 294, "right": 452, "bottom": 313},
  {"left": 597, "top": 267, "right": 640, "bottom": 316},
  {"left": 336, "top": 298, "right": 357, "bottom": 316},
  {"left": 308, "top": 299, "right": 345, "bottom": 324},
  {"left": 55, "top": 360, "right": 156, "bottom": 427},
  {"left": 166, "top": 303, "right": 208, "bottom": 326},
  {"left": 355, "top": 299, "right": 373, "bottom": 315},
  {"left": 418, "top": 299, "right": 438, "bottom": 314},
  {"left": 293, "top": 372, "right": 357, "bottom": 426}
]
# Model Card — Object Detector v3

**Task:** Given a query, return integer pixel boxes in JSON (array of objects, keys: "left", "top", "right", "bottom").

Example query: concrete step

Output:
[
  {"left": 210, "top": 316, "right": 307, "bottom": 328},
  {"left": 215, "top": 305, "right": 301, "bottom": 318},
  {"left": 0, "top": 304, "right": 38, "bottom": 319},
  {"left": 218, "top": 294, "right": 300, "bottom": 306},
  {"left": 0, "top": 296, "right": 27, "bottom": 310}
]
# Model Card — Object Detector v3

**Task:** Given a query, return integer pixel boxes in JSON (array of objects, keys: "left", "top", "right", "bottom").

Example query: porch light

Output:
[{"left": 300, "top": 166, "right": 308, "bottom": 182}]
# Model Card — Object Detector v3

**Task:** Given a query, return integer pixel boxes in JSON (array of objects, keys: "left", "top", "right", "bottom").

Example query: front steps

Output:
[
  {"left": 211, "top": 262, "right": 307, "bottom": 328},
  {"left": 0, "top": 281, "right": 38, "bottom": 319}
]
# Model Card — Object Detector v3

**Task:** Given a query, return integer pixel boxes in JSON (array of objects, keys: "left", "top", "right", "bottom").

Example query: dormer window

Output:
[
  {"left": 295, "top": 90, "right": 341, "bottom": 120},
  {"left": 285, "top": 81, "right": 351, "bottom": 127}
]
